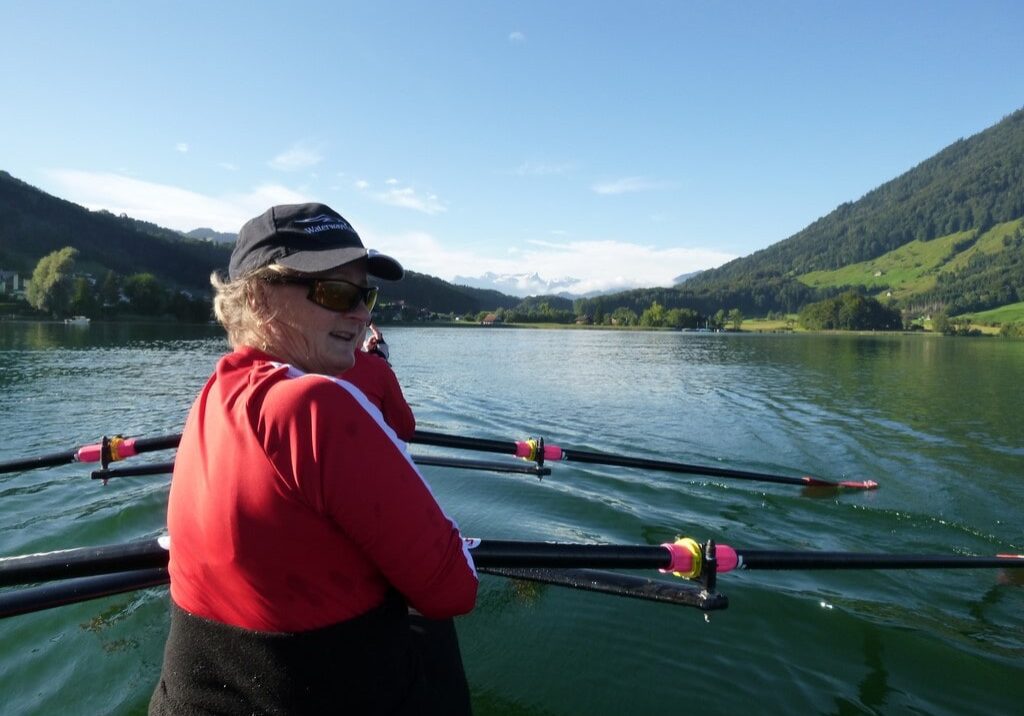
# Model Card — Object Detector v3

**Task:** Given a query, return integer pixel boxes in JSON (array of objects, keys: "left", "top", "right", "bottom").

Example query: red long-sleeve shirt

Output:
[
  {"left": 342, "top": 350, "right": 416, "bottom": 441},
  {"left": 167, "top": 347, "right": 477, "bottom": 632}
]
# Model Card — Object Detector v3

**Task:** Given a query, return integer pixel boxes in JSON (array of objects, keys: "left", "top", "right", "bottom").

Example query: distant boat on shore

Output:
[{"left": 63, "top": 316, "right": 91, "bottom": 326}]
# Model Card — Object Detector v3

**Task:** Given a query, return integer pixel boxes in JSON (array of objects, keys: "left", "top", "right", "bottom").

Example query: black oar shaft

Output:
[
  {"left": 0, "top": 569, "right": 169, "bottom": 619},
  {"left": 735, "top": 550, "right": 1024, "bottom": 571},
  {"left": 560, "top": 448, "right": 808, "bottom": 486},
  {"left": 411, "top": 455, "right": 550, "bottom": 477},
  {"left": 89, "top": 456, "right": 551, "bottom": 480},
  {"left": 0, "top": 539, "right": 168, "bottom": 587},
  {"left": 471, "top": 540, "right": 671, "bottom": 569},
  {"left": 412, "top": 430, "right": 516, "bottom": 455},
  {"left": 410, "top": 429, "right": 871, "bottom": 488},
  {"left": 92, "top": 462, "right": 176, "bottom": 479},
  {"left": 131, "top": 434, "right": 182, "bottom": 453},
  {"left": 0, "top": 449, "right": 77, "bottom": 475}
]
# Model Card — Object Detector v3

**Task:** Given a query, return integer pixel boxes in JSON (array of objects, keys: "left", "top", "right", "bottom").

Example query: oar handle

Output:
[{"left": 75, "top": 434, "right": 181, "bottom": 464}]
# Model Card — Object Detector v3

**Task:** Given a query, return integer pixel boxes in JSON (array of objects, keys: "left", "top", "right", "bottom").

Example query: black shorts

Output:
[{"left": 149, "top": 595, "right": 471, "bottom": 715}]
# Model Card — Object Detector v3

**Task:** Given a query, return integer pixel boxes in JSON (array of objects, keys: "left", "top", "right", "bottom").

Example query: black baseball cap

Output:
[{"left": 228, "top": 203, "right": 404, "bottom": 281}]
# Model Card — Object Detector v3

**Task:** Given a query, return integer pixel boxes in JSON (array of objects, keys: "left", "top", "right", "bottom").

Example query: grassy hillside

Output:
[
  {"left": 797, "top": 218, "right": 1023, "bottom": 306},
  {"left": 962, "top": 300, "right": 1024, "bottom": 324}
]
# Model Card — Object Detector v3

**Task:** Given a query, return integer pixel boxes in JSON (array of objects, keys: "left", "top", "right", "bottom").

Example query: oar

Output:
[
  {"left": 0, "top": 569, "right": 170, "bottom": 619},
  {"left": 0, "top": 565, "right": 720, "bottom": 618},
  {"left": 477, "top": 567, "right": 726, "bottom": 610},
  {"left": 87, "top": 455, "right": 552, "bottom": 481},
  {"left": 0, "top": 434, "right": 181, "bottom": 474},
  {"left": 411, "top": 430, "right": 878, "bottom": 489},
  {"left": 0, "top": 540, "right": 720, "bottom": 617},
  {"left": 5, "top": 536, "right": 1022, "bottom": 589}
]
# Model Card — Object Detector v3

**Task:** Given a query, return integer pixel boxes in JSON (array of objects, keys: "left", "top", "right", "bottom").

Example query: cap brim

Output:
[
  {"left": 367, "top": 249, "right": 404, "bottom": 281},
  {"left": 277, "top": 247, "right": 404, "bottom": 281}
]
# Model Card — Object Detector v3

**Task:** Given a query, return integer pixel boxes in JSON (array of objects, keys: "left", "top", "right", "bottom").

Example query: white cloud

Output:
[
  {"left": 509, "top": 31, "right": 526, "bottom": 43},
  {"left": 44, "top": 169, "right": 308, "bottom": 232},
  {"left": 269, "top": 143, "right": 323, "bottom": 171},
  {"left": 592, "top": 176, "right": 670, "bottom": 195},
  {"left": 39, "top": 169, "right": 730, "bottom": 294},
  {"left": 376, "top": 188, "right": 446, "bottom": 215},
  {"left": 354, "top": 179, "right": 369, "bottom": 190},
  {"left": 356, "top": 181, "right": 446, "bottom": 215},
  {"left": 361, "top": 227, "right": 734, "bottom": 294},
  {"left": 219, "top": 162, "right": 239, "bottom": 171},
  {"left": 175, "top": 142, "right": 189, "bottom": 153}
]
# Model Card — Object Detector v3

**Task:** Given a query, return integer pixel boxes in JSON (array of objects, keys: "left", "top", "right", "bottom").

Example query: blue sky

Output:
[{"left": 3, "top": 1, "right": 1023, "bottom": 295}]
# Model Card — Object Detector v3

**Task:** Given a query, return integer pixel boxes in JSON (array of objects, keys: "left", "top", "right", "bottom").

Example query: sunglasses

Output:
[{"left": 272, "top": 276, "right": 379, "bottom": 313}]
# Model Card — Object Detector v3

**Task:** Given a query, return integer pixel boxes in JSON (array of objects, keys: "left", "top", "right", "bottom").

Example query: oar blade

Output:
[{"left": 481, "top": 566, "right": 728, "bottom": 611}]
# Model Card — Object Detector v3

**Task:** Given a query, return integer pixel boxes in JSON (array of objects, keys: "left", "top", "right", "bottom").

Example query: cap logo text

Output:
[{"left": 293, "top": 214, "right": 354, "bottom": 234}]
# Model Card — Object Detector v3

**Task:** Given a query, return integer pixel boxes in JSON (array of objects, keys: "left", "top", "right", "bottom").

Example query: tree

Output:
[
  {"left": 665, "top": 307, "right": 698, "bottom": 329},
  {"left": 100, "top": 270, "right": 122, "bottom": 309},
  {"left": 26, "top": 247, "right": 79, "bottom": 316},
  {"left": 727, "top": 308, "right": 744, "bottom": 330},
  {"left": 798, "top": 291, "right": 903, "bottom": 330},
  {"left": 69, "top": 277, "right": 99, "bottom": 317},
  {"left": 712, "top": 309, "right": 727, "bottom": 329},
  {"left": 610, "top": 307, "right": 638, "bottom": 326},
  {"left": 639, "top": 301, "right": 666, "bottom": 327},
  {"left": 123, "top": 273, "right": 167, "bottom": 314}
]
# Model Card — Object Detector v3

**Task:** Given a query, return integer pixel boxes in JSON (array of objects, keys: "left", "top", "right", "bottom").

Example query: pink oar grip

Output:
[
  {"left": 513, "top": 442, "right": 532, "bottom": 458},
  {"left": 512, "top": 442, "right": 565, "bottom": 461},
  {"left": 715, "top": 545, "right": 739, "bottom": 572},
  {"left": 659, "top": 542, "right": 739, "bottom": 575},
  {"left": 117, "top": 438, "right": 141, "bottom": 459},
  {"left": 661, "top": 541, "right": 697, "bottom": 573},
  {"left": 74, "top": 438, "right": 140, "bottom": 463},
  {"left": 75, "top": 443, "right": 103, "bottom": 463}
]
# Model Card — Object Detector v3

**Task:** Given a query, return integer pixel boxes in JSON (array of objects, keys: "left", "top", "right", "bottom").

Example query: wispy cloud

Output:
[
  {"left": 355, "top": 180, "right": 446, "bottom": 215},
  {"left": 591, "top": 176, "right": 671, "bottom": 195},
  {"left": 175, "top": 142, "right": 189, "bottom": 153},
  {"left": 375, "top": 187, "right": 446, "bottom": 215},
  {"left": 41, "top": 169, "right": 728, "bottom": 293},
  {"left": 44, "top": 169, "right": 307, "bottom": 232},
  {"left": 219, "top": 162, "right": 239, "bottom": 171},
  {"left": 509, "top": 31, "right": 526, "bottom": 43},
  {"left": 269, "top": 142, "right": 323, "bottom": 171}
]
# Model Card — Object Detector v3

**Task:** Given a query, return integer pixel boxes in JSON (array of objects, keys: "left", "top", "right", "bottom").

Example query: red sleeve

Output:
[{"left": 259, "top": 374, "right": 477, "bottom": 618}]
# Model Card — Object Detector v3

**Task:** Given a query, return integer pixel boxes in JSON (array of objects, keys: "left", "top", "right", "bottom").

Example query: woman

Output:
[{"left": 150, "top": 203, "right": 478, "bottom": 715}]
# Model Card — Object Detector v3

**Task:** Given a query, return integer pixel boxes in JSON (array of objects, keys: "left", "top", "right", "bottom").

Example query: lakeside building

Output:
[{"left": 0, "top": 270, "right": 27, "bottom": 298}]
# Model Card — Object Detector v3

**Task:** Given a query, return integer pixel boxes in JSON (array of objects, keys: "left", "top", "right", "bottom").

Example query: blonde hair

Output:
[{"left": 211, "top": 265, "right": 295, "bottom": 349}]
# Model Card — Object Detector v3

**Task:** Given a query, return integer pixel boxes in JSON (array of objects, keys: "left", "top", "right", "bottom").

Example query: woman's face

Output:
[{"left": 264, "top": 259, "right": 372, "bottom": 375}]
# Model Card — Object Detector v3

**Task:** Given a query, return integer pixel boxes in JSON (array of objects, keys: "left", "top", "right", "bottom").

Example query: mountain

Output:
[
  {"left": 672, "top": 270, "right": 702, "bottom": 285},
  {"left": 381, "top": 271, "right": 520, "bottom": 314},
  {"left": 0, "top": 170, "right": 524, "bottom": 313},
  {"left": 186, "top": 228, "right": 237, "bottom": 244},
  {"left": 670, "top": 107, "right": 1024, "bottom": 316},
  {"left": 452, "top": 271, "right": 583, "bottom": 297},
  {"left": 0, "top": 171, "right": 231, "bottom": 292}
]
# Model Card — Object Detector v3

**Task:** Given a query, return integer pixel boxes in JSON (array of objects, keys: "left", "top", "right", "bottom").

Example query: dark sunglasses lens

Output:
[{"left": 313, "top": 281, "right": 377, "bottom": 313}]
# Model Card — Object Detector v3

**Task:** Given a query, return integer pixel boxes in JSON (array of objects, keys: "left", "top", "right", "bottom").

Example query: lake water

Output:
[{"left": 1, "top": 322, "right": 1022, "bottom": 715}]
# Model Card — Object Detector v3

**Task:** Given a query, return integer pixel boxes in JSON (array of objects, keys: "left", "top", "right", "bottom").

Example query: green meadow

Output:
[{"left": 796, "top": 219, "right": 1023, "bottom": 308}]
